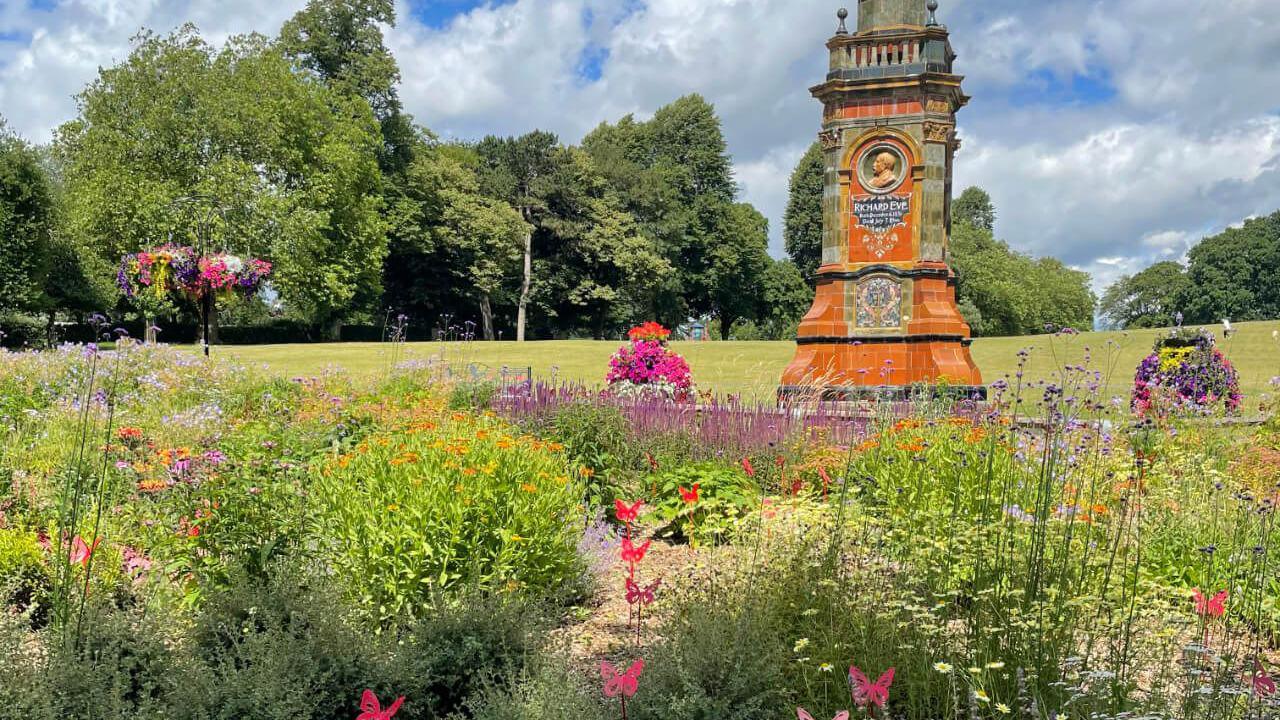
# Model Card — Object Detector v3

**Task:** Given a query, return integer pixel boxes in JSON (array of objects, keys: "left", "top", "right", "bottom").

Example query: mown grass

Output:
[{"left": 187, "top": 319, "right": 1280, "bottom": 403}]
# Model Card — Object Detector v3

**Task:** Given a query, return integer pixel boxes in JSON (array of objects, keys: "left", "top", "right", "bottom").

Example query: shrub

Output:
[
  {"left": 0, "top": 528, "right": 50, "bottom": 619},
  {"left": 311, "top": 398, "right": 589, "bottom": 623},
  {"left": 650, "top": 463, "right": 759, "bottom": 543},
  {"left": 388, "top": 592, "right": 552, "bottom": 719}
]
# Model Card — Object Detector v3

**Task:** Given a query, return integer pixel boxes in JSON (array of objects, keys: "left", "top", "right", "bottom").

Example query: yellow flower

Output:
[
  {"left": 986, "top": 661, "right": 1005, "bottom": 670},
  {"left": 818, "top": 663, "right": 833, "bottom": 673},
  {"left": 996, "top": 703, "right": 1011, "bottom": 714},
  {"left": 510, "top": 534, "right": 526, "bottom": 542},
  {"left": 933, "top": 662, "right": 953, "bottom": 673},
  {"left": 386, "top": 504, "right": 398, "bottom": 512},
  {"left": 793, "top": 638, "right": 810, "bottom": 653},
  {"left": 974, "top": 690, "right": 990, "bottom": 703},
  {"left": 968, "top": 667, "right": 982, "bottom": 675}
]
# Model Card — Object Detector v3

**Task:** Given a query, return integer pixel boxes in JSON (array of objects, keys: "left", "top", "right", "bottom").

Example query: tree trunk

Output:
[
  {"left": 720, "top": 315, "right": 734, "bottom": 341},
  {"left": 143, "top": 314, "right": 157, "bottom": 344},
  {"left": 45, "top": 311, "right": 56, "bottom": 348},
  {"left": 516, "top": 212, "right": 532, "bottom": 342},
  {"left": 327, "top": 316, "right": 342, "bottom": 341},
  {"left": 479, "top": 294, "right": 495, "bottom": 341}
]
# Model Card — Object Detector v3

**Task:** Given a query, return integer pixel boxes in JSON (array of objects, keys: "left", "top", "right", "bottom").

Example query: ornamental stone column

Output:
[{"left": 780, "top": 1, "right": 984, "bottom": 401}]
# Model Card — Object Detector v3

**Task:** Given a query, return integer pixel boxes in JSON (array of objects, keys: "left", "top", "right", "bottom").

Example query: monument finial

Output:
[
  {"left": 836, "top": 7, "right": 849, "bottom": 35},
  {"left": 926, "top": 0, "right": 939, "bottom": 26}
]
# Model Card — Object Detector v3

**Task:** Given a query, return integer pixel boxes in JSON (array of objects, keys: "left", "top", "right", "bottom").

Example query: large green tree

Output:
[
  {"left": 950, "top": 189, "right": 1095, "bottom": 336},
  {"left": 1099, "top": 260, "right": 1188, "bottom": 329},
  {"left": 383, "top": 141, "right": 527, "bottom": 340},
  {"left": 1176, "top": 211, "right": 1280, "bottom": 324},
  {"left": 278, "top": 0, "right": 415, "bottom": 175},
  {"left": 57, "top": 27, "right": 386, "bottom": 337},
  {"left": 583, "top": 94, "right": 772, "bottom": 336},
  {"left": 783, "top": 141, "right": 824, "bottom": 281},
  {"left": 0, "top": 122, "right": 55, "bottom": 315},
  {"left": 756, "top": 258, "right": 812, "bottom": 340},
  {"left": 953, "top": 186, "right": 995, "bottom": 233}
]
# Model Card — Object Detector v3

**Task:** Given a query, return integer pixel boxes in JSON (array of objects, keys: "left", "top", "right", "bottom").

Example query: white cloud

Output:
[{"left": 1, "top": 0, "right": 1278, "bottom": 295}]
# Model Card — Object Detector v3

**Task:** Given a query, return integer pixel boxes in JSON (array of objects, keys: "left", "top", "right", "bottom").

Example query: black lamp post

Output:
[{"left": 169, "top": 196, "right": 231, "bottom": 358}]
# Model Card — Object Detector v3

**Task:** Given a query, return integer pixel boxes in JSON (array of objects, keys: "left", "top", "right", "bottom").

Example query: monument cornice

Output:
[{"left": 811, "top": 74, "right": 967, "bottom": 100}]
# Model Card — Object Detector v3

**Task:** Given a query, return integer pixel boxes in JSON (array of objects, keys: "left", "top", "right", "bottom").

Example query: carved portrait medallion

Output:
[{"left": 856, "top": 143, "right": 907, "bottom": 195}]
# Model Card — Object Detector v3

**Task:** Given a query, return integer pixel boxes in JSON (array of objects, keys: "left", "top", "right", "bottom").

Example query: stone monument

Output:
[{"left": 780, "top": 0, "right": 984, "bottom": 401}]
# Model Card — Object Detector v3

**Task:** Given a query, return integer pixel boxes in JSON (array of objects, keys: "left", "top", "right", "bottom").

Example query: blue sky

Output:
[{"left": 1, "top": 0, "right": 1278, "bottom": 292}]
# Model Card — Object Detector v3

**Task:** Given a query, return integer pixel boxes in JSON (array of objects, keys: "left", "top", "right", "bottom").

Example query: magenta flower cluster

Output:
[
  {"left": 1132, "top": 329, "right": 1242, "bottom": 415},
  {"left": 605, "top": 324, "right": 693, "bottom": 395}
]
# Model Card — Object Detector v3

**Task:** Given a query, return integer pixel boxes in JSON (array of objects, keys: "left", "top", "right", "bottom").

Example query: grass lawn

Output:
[{"left": 192, "top": 319, "right": 1280, "bottom": 403}]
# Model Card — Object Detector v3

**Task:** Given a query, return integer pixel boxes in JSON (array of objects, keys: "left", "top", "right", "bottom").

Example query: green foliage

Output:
[
  {"left": 0, "top": 528, "right": 51, "bottom": 619},
  {"left": 0, "top": 123, "right": 55, "bottom": 314},
  {"left": 57, "top": 26, "right": 387, "bottom": 335},
  {"left": 951, "top": 213, "right": 1095, "bottom": 336},
  {"left": 756, "top": 259, "right": 811, "bottom": 340},
  {"left": 311, "top": 402, "right": 588, "bottom": 622},
  {"left": 392, "top": 592, "right": 550, "bottom": 719},
  {"left": 448, "top": 378, "right": 499, "bottom": 410},
  {"left": 175, "top": 565, "right": 383, "bottom": 720},
  {"left": 1100, "top": 260, "right": 1190, "bottom": 329},
  {"left": 1177, "top": 211, "right": 1280, "bottom": 324},
  {"left": 651, "top": 462, "right": 759, "bottom": 542},
  {"left": 465, "top": 653, "right": 607, "bottom": 720},
  {"left": 953, "top": 186, "right": 996, "bottom": 232},
  {"left": 784, "top": 141, "right": 825, "bottom": 281}
]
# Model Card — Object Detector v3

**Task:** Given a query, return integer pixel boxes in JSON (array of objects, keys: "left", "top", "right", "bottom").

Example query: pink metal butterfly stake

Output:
[
  {"left": 69, "top": 535, "right": 101, "bottom": 568},
  {"left": 625, "top": 576, "right": 661, "bottom": 645},
  {"left": 1193, "top": 588, "right": 1228, "bottom": 619},
  {"left": 355, "top": 690, "right": 404, "bottom": 720},
  {"left": 848, "top": 665, "right": 894, "bottom": 715},
  {"left": 601, "top": 659, "right": 643, "bottom": 720},
  {"left": 798, "top": 708, "right": 849, "bottom": 720},
  {"left": 1192, "top": 588, "right": 1228, "bottom": 646},
  {"left": 1250, "top": 657, "right": 1277, "bottom": 698}
]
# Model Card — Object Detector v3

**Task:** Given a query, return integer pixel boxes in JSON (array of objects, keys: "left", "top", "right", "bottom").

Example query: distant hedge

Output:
[{"left": 0, "top": 317, "right": 438, "bottom": 349}]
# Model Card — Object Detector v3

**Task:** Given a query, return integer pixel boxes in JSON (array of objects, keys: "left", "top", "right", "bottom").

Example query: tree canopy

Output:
[
  {"left": 56, "top": 27, "right": 386, "bottom": 335},
  {"left": 784, "top": 141, "right": 824, "bottom": 282}
]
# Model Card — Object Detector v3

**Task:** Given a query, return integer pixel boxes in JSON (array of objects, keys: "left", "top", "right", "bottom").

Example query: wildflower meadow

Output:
[{"left": 1, "top": 323, "right": 1279, "bottom": 720}]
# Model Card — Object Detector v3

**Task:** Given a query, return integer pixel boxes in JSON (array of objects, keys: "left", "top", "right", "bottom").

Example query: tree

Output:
[
  {"left": 700, "top": 201, "right": 771, "bottom": 340},
  {"left": 1099, "top": 261, "right": 1188, "bottom": 329},
  {"left": 1176, "top": 211, "right": 1280, "bottom": 324},
  {"left": 953, "top": 186, "right": 995, "bottom": 233},
  {"left": 757, "top": 259, "right": 812, "bottom": 340},
  {"left": 57, "top": 27, "right": 386, "bottom": 338},
  {"left": 0, "top": 123, "right": 54, "bottom": 314},
  {"left": 784, "top": 141, "right": 824, "bottom": 281},
  {"left": 278, "top": 0, "right": 415, "bottom": 174},
  {"left": 405, "top": 143, "right": 527, "bottom": 340},
  {"left": 475, "top": 131, "right": 565, "bottom": 341},
  {"left": 951, "top": 204, "right": 1095, "bottom": 336}
]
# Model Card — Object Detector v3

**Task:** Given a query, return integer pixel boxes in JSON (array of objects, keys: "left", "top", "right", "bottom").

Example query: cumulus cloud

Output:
[{"left": 1, "top": 0, "right": 1277, "bottom": 292}]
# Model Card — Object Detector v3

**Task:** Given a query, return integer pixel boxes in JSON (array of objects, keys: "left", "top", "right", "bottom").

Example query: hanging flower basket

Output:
[{"left": 118, "top": 245, "right": 271, "bottom": 304}]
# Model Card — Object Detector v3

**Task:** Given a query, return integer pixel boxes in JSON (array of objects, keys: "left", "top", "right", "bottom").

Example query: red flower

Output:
[
  {"left": 646, "top": 452, "right": 658, "bottom": 472},
  {"left": 678, "top": 483, "right": 700, "bottom": 504},
  {"left": 627, "top": 322, "right": 671, "bottom": 342},
  {"left": 741, "top": 457, "right": 755, "bottom": 478}
]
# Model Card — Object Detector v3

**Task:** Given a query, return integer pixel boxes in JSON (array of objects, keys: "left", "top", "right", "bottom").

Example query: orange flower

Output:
[
  {"left": 897, "top": 441, "right": 925, "bottom": 453},
  {"left": 389, "top": 452, "right": 420, "bottom": 466},
  {"left": 521, "top": 483, "right": 538, "bottom": 493},
  {"left": 462, "top": 467, "right": 478, "bottom": 476}
]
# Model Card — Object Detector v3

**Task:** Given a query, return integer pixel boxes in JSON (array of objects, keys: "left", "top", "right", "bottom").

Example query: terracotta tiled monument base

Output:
[{"left": 779, "top": 2, "right": 984, "bottom": 403}]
